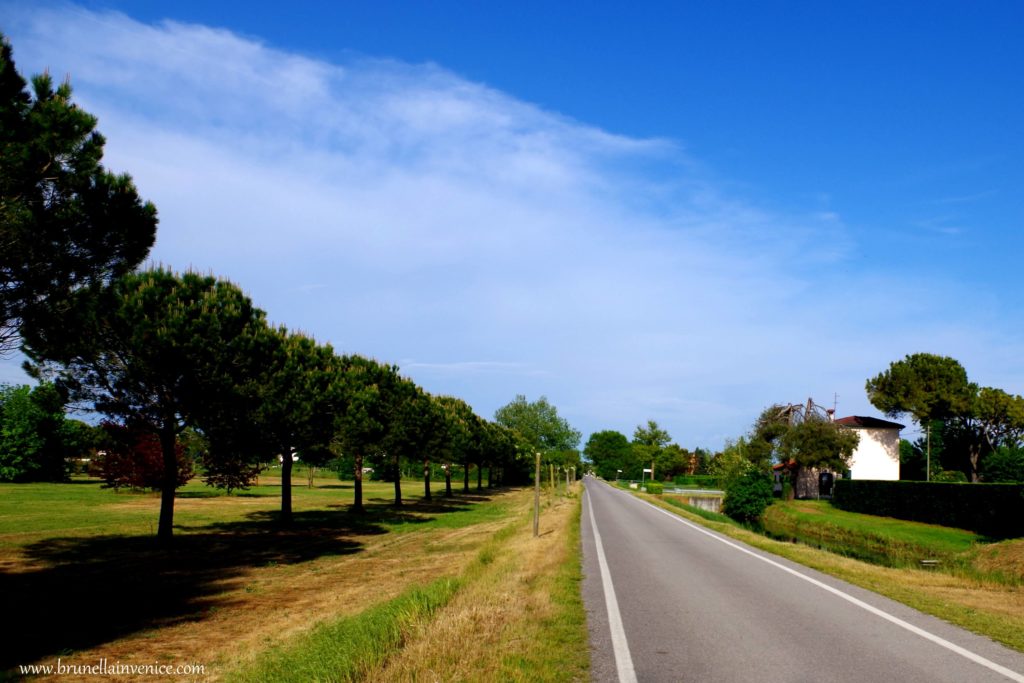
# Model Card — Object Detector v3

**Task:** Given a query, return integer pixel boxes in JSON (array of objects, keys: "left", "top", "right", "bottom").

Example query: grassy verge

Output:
[
  {"left": 763, "top": 500, "right": 982, "bottom": 570},
  {"left": 361, "top": 485, "right": 589, "bottom": 682},
  {"left": 632, "top": 490, "right": 1024, "bottom": 653},
  {"left": 227, "top": 485, "right": 588, "bottom": 682},
  {"left": 228, "top": 577, "right": 463, "bottom": 682}
]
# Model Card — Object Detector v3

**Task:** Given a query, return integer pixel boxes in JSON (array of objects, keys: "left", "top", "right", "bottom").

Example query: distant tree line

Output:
[{"left": 583, "top": 419, "right": 712, "bottom": 482}]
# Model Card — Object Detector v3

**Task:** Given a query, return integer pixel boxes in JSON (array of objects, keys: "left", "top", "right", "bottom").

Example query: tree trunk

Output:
[
  {"left": 968, "top": 443, "right": 982, "bottom": 482},
  {"left": 393, "top": 454, "right": 402, "bottom": 506},
  {"left": 423, "top": 458, "right": 432, "bottom": 501},
  {"left": 157, "top": 422, "right": 178, "bottom": 545},
  {"left": 352, "top": 452, "right": 364, "bottom": 513},
  {"left": 281, "top": 450, "right": 293, "bottom": 524},
  {"left": 477, "top": 462, "right": 483, "bottom": 490},
  {"left": 463, "top": 460, "right": 470, "bottom": 493},
  {"left": 444, "top": 463, "right": 452, "bottom": 497},
  {"left": 487, "top": 464, "right": 494, "bottom": 488}
]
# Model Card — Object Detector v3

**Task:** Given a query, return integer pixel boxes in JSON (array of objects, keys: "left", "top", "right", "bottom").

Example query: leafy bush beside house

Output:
[{"left": 723, "top": 471, "right": 774, "bottom": 524}]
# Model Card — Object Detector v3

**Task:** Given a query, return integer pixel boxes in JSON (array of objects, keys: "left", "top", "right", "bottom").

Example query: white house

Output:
[{"left": 834, "top": 415, "right": 904, "bottom": 480}]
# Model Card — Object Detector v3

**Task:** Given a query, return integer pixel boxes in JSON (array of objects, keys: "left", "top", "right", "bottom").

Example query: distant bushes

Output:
[
  {"left": 982, "top": 447, "right": 1024, "bottom": 483},
  {"left": 0, "top": 383, "right": 90, "bottom": 482},
  {"left": 672, "top": 474, "right": 722, "bottom": 489},
  {"left": 833, "top": 480, "right": 1024, "bottom": 538}
]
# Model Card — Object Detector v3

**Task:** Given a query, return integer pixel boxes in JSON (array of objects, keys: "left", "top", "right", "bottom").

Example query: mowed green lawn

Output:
[
  {"left": 0, "top": 470, "right": 470, "bottom": 548},
  {"left": 763, "top": 499, "right": 982, "bottom": 567}
]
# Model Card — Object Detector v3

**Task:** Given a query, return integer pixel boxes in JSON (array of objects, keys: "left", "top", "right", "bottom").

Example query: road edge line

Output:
[
  {"left": 585, "top": 486, "right": 638, "bottom": 683},
  {"left": 621, "top": 486, "right": 1024, "bottom": 683}
]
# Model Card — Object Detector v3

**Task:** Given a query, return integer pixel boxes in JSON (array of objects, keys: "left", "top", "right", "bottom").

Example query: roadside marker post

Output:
[{"left": 533, "top": 451, "right": 541, "bottom": 537}]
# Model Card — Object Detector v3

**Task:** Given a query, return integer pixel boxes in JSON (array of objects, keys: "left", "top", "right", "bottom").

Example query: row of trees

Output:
[
  {"left": 0, "top": 35, "right": 583, "bottom": 542},
  {"left": 867, "top": 353, "right": 1024, "bottom": 482},
  {"left": 583, "top": 420, "right": 710, "bottom": 481},
  {"left": 25, "top": 267, "right": 546, "bottom": 541}
]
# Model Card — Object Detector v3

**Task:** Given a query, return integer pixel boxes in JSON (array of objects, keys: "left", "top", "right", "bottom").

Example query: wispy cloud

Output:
[
  {"left": 913, "top": 216, "right": 966, "bottom": 236},
  {"left": 927, "top": 189, "right": 998, "bottom": 205},
  {"left": 2, "top": 3, "right": 1018, "bottom": 445}
]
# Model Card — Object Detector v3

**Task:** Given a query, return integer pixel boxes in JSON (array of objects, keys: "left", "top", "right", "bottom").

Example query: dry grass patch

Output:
[
  {"left": 365, "top": 488, "right": 588, "bottom": 683},
  {"left": 90, "top": 520, "right": 502, "bottom": 680},
  {"left": 972, "top": 538, "right": 1024, "bottom": 582}
]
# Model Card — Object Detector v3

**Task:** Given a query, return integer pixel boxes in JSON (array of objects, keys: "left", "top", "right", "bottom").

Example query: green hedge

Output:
[
  {"left": 643, "top": 481, "right": 664, "bottom": 494},
  {"left": 671, "top": 475, "right": 722, "bottom": 489},
  {"left": 833, "top": 480, "right": 1024, "bottom": 538}
]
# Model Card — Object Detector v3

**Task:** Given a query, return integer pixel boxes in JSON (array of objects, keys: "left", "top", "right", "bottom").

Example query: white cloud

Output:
[{"left": 3, "top": 3, "right": 1019, "bottom": 447}]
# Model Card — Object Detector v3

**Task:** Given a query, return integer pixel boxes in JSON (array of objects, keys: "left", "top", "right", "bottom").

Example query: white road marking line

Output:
[
  {"left": 617, "top": 486, "right": 1024, "bottom": 683},
  {"left": 586, "top": 488, "right": 638, "bottom": 683}
]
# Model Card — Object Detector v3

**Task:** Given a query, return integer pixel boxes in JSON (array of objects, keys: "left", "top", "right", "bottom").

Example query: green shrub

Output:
[
  {"left": 643, "top": 481, "right": 663, "bottom": 494},
  {"left": 982, "top": 447, "right": 1024, "bottom": 483},
  {"left": 723, "top": 471, "right": 774, "bottom": 524},
  {"left": 672, "top": 474, "right": 722, "bottom": 489},
  {"left": 833, "top": 480, "right": 1024, "bottom": 538}
]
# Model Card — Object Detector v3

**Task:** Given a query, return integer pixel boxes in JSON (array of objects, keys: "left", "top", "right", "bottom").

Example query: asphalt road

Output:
[{"left": 580, "top": 476, "right": 1024, "bottom": 683}]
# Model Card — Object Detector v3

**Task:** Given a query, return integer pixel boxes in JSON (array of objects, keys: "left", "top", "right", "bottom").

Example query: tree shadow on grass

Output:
[
  {"left": 0, "top": 511, "right": 383, "bottom": 669},
  {"left": 0, "top": 493, "right": 499, "bottom": 669}
]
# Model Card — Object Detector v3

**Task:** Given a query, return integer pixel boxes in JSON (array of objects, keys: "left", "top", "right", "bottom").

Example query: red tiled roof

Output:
[{"left": 834, "top": 415, "right": 904, "bottom": 430}]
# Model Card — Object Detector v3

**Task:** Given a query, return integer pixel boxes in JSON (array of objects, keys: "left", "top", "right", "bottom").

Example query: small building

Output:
[
  {"left": 773, "top": 460, "right": 833, "bottom": 499},
  {"left": 834, "top": 415, "right": 904, "bottom": 481}
]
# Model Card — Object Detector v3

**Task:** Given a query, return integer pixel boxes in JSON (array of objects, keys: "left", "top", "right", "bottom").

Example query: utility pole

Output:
[{"left": 926, "top": 422, "right": 931, "bottom": 482}]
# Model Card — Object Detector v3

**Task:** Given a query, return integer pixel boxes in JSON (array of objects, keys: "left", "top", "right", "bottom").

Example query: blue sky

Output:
[{"left": 2, "top": 1, "right": 1022, "bottom": 449}]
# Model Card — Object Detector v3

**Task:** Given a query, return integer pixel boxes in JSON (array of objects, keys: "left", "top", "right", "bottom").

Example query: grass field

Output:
[
  {"left": 634, "top": 490, "right": 1024, "bottom": 653},
  {"left": 763, "top": 499, "right": 983, "bottom": 569},
  {"left": 763, "top": 499, "right": 1024, "bottom": 588},
  {"left": 0, "top": 473, "right": 588, "bottom": 681}
]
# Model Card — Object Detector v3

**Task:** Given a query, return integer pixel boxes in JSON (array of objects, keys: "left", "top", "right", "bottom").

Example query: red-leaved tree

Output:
[{"left": 91, "top": 422, "right": 193, "bottom": 491}]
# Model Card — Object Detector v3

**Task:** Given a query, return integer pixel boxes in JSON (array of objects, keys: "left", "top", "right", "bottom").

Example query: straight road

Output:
[{"left": 581, "top": 476, "right": 1024, "bottom": 683}]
